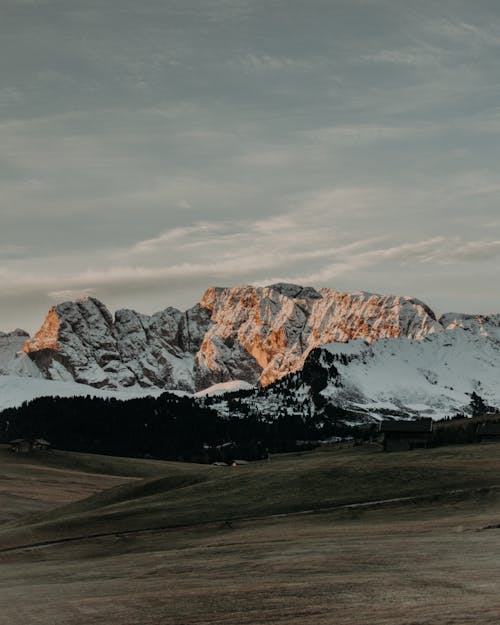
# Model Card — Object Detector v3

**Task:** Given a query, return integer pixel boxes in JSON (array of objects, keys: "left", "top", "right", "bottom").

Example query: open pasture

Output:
[{"left": 0, "top": 443, "right": 499, "bottom": 624}]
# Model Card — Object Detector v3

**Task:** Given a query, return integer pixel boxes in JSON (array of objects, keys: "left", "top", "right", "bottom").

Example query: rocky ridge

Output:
[{"left": 21, "top": 283, "right": 443, "bottom": 392}]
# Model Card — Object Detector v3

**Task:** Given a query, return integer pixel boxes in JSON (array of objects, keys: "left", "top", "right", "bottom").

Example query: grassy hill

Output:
[
  {"left": 0, "top": 443, "right": 207, "bottom": 478},
  {"left": 1, "top": 442, "right": 500, "bottom": 624},
  {"left": 2, "top": 442, "right": 500, "bottom": 550}
]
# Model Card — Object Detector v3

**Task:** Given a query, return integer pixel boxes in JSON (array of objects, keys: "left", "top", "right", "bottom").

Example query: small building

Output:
[
  {"left": 231, "top": 459, "right": 249, "bottom": 466},
  {"left": 33, "top": 438, "right": 51, "bottom": 450},
  {"left": 477, "top": 422, "right": 500, "bottom": 444},
  {"left": 10, "top": 439, "right": 34, "bottom": 453},
  {"left": 9, "top": 438, "right": 51, "bottom": 453},
  {"left": 379, "top": 419, "right": 433, "bottom": 452}
]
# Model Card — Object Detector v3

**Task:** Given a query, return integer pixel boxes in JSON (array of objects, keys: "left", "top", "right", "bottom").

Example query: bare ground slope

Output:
[{"left": 0, "top": 444, "right": 499, "bottom": 624}]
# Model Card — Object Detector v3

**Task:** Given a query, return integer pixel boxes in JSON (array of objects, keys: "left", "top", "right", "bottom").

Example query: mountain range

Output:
[{"left": 1, "top": 283, "right": 499, "bottom": 420}]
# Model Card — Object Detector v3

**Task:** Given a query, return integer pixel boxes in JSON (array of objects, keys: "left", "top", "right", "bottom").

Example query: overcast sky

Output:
[{"left": 2, "top": 0, "right": 500, "bottom": 332}]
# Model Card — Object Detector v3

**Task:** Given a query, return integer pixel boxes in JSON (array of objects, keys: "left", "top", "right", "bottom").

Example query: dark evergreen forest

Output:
[{"left": 0, "top": 393, "right": 356, "bottom": 463}]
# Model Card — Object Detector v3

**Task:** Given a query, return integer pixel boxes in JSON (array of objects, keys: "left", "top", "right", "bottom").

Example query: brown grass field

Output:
[{"left": 0, "top": 443, "right": 499, "bottom": 624}]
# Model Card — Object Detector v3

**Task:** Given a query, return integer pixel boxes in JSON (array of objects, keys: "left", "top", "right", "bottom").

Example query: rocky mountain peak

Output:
[
  {"left": 23, "top": 307, "right": 62, "bottom": 353},
  {"left": 21, "top": 283, "right": 446, "bottom": 392}
]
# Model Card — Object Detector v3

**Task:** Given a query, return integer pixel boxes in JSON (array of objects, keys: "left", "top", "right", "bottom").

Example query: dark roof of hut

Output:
[{"left": 379, "top": 419, "right": 433, "bottom": 434}]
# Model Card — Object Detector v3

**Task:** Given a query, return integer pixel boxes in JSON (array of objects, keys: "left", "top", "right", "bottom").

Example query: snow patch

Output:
[{"left": 195, "top": 380, "right": 254, "bottom": 397}]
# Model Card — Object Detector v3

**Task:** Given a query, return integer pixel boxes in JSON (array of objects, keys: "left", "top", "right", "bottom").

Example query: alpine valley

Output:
[{"left": 1, "top": 283, "right": 499, "bottom": 421}]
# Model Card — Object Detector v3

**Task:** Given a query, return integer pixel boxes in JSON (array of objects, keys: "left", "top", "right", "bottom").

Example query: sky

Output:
[{"left": 1, "top": 0, "right": 500, "bottom": 333}]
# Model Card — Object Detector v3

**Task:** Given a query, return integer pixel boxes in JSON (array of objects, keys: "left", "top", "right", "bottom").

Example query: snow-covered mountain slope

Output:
[
  {"left": 20, "top": 283, "right": 441, "bottom": 392},
  {"left": 0, "top": 329, "right": 41, "bottom": 378},
  {"left": 201, "top": 314, "right": 500, "bottom": 421},
  {"left": 320, "top": 315, "right": 500, "bottom": 419},
  {"left": 0, "top": 375, "right": 168, "bottom": 412}
]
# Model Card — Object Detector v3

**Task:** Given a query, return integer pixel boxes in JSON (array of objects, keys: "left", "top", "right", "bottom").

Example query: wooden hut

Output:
[
  {"left": 9, "top": 439, "right": 33, "bottom": 453},
  {"left": 477, "top": 422, "right": 500, "bottom": 444},
  {"left": 379, "top": 419, "right": 433, "bottom": 452},
  {"left": 9, "top": 438, "right": 51, "bottom": 453}
]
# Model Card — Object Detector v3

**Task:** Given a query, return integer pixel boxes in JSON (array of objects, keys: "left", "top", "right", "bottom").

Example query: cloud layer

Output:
[{"left": 1, "top": 0, "right": 500, "bottom": 331}]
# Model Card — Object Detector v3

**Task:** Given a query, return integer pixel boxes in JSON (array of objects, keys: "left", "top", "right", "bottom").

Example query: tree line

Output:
[{"left": 0, "top": 393, "right": 356, "bottom": 462}]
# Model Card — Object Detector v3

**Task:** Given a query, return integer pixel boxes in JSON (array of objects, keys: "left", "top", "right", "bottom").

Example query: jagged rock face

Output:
[
  {"left": 24, "top": 299, "right": 124, "bottom": 387},
  {"left": 24, "top": 298, "right": 200, "bottom": 390},
  {"left": 197, "top": 284, "right": 441, "bottom": 386},
  {"left": 23, "top": 284, "right": 443, "bottom": 391}
]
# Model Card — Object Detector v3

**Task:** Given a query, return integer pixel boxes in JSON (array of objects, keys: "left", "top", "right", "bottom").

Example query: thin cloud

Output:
[
  {"left": 429, "top": 240, "right": 500, "bottom": 263},
  {"left": 0, "top": 86, "right": 23, "bottom": 107},
  {"left": 428, "top": 19, "right": 500, "bottom": 49},
  {"left": 234, "top": 53, "right": 314, "bottom": 72},
  {"left": 0, "top": 244, "right": 29, "bottom": 258},
  {"left": 129, "top": 223, "right": 221, "bottom": 255},
  {"left": 48, "top": 288, "right": 96, "bottom": 301},
  {"left": 360, "top": 48, "right": 442, "bottom": 67},
  {"left": 265, "top": 237, "right": 500, "bottom": 286},
  {"left": 300, "top": 124, "right": 436, "bottom": 146}
]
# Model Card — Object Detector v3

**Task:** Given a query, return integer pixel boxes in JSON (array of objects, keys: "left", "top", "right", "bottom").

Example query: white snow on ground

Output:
[
  {"left": 0, "top": 375, "right": 172, "bottom": 412},
  {"left": 195, "top": 380, "right": 254, "bottom": 397}
]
